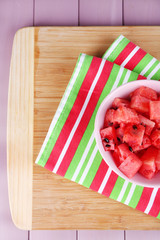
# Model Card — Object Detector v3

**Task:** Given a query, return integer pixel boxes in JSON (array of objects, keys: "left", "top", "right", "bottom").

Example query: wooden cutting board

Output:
[{"left": 7, "top": 26, "right": 160, "bottom": 230}]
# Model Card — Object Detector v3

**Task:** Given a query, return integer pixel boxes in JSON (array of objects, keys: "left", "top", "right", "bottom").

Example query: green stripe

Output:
[
  {"left": 128, "top": 71, "right": 139, "bottom": 82},
  {"left": 103, "top": 38, "right": 130, "bottom": 62},
  {"left": 110, "top": 177, "right": 125, "bottom": 200},
  {"left": 75, "top": 140, "right": 96, "bottom": 183},
  {"left": 133, "top": 53, "right": 153, "bottom": 74},
  {"left": 121, "top": 182, "right": 132, "bottom": 203},
  {"left": 157, "top": 211, "right": 160, "bottom": 219},
  {"left": 128, "top": 186, "right": 144, "bottom": 208},
  {"left": 151, "top": 68, "right": 160, "bottom": 80},
  {"left": 37, "top": 54, "right": 93, "bottom": 167},
  {"left": 82, "top": 151, "right": 102, "bottom": 188},
  {"left": 144, "top": 60, "right": 159, "bottom": 77},
  {"left": 65, "top": 64, "right": 121, "bottom": 179},
  {"left": 117, "top": 68, "right": 128, "bottom": 87}
]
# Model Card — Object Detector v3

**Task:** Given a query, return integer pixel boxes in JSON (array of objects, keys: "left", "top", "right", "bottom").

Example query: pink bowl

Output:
[{"left": 94, "top": 80, "right": 160, "bottom": 187}]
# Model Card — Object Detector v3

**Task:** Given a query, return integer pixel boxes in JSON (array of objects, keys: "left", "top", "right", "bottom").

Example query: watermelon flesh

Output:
[
  {"left": 114, "top": 106, "right": 140, "bottom": 124},
  {"left": 132, "top": 135, "right": 151, "bottom": 152},
  {"left": 130, "top": 86, "right": 158, "bottom": 100},
  {"left": 150, "top": 129, "right": 160, "bottom": 149},
  {"left": 112, "top": 98, "right": 130, "bottom": 109},
  {"left": 118, "top": 154, "right": 142, "bottom": 179},
  {"left": 100, "top": 126, "right": 117, "bottom": 151},
  {"left": 139, "top": 114, "right": 155, "bottom": 135},
  {"left": 150, "top": 101, "right": 160, "bottom": 121},
  {"left": 130, "top": 95, "right": 150, "bottom": 114},
  {"left": 123, "top": 124, "right": 145, "bottom": 147},
  {"left": 139, "top": 146, "right": 157, "bottom": 179}
]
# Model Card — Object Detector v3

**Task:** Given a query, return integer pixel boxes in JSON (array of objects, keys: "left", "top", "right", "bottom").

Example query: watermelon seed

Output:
[
  {"left": 115, "top": 125, "right": 120, "bottom": 129},
  {"left": 133, "top": 125, "right": 137, "bottom": 130},
  {"left": 104, "top": 138, "right": 109, "bottom": 143},
  {"left": 109, "top": 122, "right": 113, "bottom": 126},
  {"left": 117, "top": 137, "right": 121, "bottom": 142},
  {"left": 105, "top": 144, "right": 111, "bottom": 147},
  {"left": 129, "top": 146, "right": 133, "bottom": 152}
]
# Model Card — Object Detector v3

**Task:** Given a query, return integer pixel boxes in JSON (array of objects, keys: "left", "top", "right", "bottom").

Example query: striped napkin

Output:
[{"left": 36, "top": 35, "right": 160, "bottom": 219}]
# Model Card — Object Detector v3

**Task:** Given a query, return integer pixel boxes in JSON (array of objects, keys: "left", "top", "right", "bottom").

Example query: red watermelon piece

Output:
[
  {"left": 132, "top": 135, "right": 151, "bottom": 152},
  {"left": 150, "top": 129, "right": 160, "bottom": 149},
  {"left": 114, "top": 106, "right": 140, "bottom": 124},
  {"left": 139, "top": 146, "right": 157, "bottom": 179},
  {"left": 155, "top": 150, "right": 160, "bottom": 170},
  {"left": 130, "top": 95, "right": 150, "bottom": 114},
  {"left": 100, "top": 126, "right": 117, "bottom": 151},
  {"left": 123, "top": 124, "right": 145, "bottom": 147},
  {"left": 117, "top": 143, "right": 132, "bottom": 164},
  {"left": 130, "top": 86, "right": 158, "bottom": 100},
  {"left": 112, "top": 98, "right": 130, "bottom": 109},
  {"left": 155, "top": 119, "right": 160, "bottom": 129},
  {"left": 118, "top": 153, "right": 142, "bottom": 179},
  {"left": 150, "top": 101, "right": 160, "bottom": 121},
  {"left": 139, "top": 114, "right": 155, "bottom": 135},
  {"left": 104, "top": 109, "right": 116, "bottom": 127}
]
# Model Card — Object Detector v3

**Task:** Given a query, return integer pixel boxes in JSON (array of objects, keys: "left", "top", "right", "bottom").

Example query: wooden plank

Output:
[
  {"left": 30, "top": 230, "right": 76, "bottom": 240},
  {"left": 0, "top": 0, "right": 33, "bottom": 238},
  {"left": 7, "top": 27, "right": 34, "bottom": 230},
  {"left": 124, "top": 0, "right": 160, "bottom": 25},
  {"left": 8, "top": 26, "right": 160, "bottom": 230},
  {"left": 78, "top": 230, "right": 124, "bottom": 240},
  {"left": 79, "top": 0, "right": 122, "bottom": 26},
  {"left": 126, "top": 230, "right": 160, "bottom": 240},
  {"left": 35, "top": 0, "right": 78, "bottom": 26}
]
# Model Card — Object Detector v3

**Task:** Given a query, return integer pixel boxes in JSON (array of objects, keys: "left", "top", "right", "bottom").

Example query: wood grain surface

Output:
[
  {"left": 8, "top": 26, "right": 160, "bottom": 230},
  {"left": 7, "top": 28, "right": 34, "bottom": 230}
]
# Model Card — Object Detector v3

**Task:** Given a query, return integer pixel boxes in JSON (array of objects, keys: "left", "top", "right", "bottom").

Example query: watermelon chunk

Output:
[
  {"left": 116, "top": 125, "right": 125, "bottom": 143},
  {"left": 123, "top": 124, "right": 145, "bottom": 147},
  {"left": 114, "top": 106, "right": 140, "bottom": 124},
  {"left": 130, "top": 86, "right": 158, "bottom": 100},
  {"left": 117, "top": 143, "right": 133, "bottom": 163},
  {"left": 150, "top": 101, "right": 160, "bottom": 120},
  {"left": 155, "top": 150, "right": 160, "bottom": 170},
  {"left": 112, "top": 98, "right": 130, "bottom": 109},
  {"left": 139, "top": 146, "right": 157, "bottom": 179},
  {"left": 139, "top": 114, "right": 155, "bottom": 135},
  {"left": 150, "top": 129, "right": 160, "bottom": 149},
  {"left": 130, "top": 95, "right": 150, "bottom": 114},
  {"left": 100, "top": 126, "right": 117, "bottom": 151},
  {"left": 132, "top": 135, "right": 151, "bottom": 152},
  {"left": 104, "top": 109, "right": 116, "bottom": 127},
  {"left": 118, "top": 153, "right": 142, "bottom": 179},
  {"left": 155, "top": 119, "right": 160, "bottom": 129}
]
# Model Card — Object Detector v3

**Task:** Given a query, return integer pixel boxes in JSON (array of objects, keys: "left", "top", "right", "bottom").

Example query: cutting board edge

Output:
[{"left": 7, "top": 27, "right": 34, "bottom": 230}]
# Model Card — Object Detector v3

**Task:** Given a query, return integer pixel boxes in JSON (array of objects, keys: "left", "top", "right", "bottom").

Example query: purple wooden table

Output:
[{"left": 1, "top": 0, "right": 160, "bottom": 239}]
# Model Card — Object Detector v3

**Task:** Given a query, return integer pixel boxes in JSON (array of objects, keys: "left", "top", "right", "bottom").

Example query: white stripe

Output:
[
  {"left": 71, "top": 133, "right": 95, "bottom": 181},
  {"left": 117, "top": 181, "right": 129, "bottom": 202},
  {"left": 147, "top": 63, "right": 160, "bottom": 79},
  {"left": 124, "top": 183, "right": 136, "bottom": 205},
  {"left": 140, "top": 57, "right": 156, "bottom": 76},
  {"left": 53, "top": 59, "right": 106, "bottom": 173},
  {"left": 111, "top": 67, "right": 124, "bottom": 91},
  {"left": 79, "top": 145, "right": 98, "bottom": 185},
  {"left": 122, "top": 70, "right": 131, "bottom": 84},
  {"left": 98, "top": 168, "right": 112, "bottom": 194},
  {"left": 144, "top": 188, "right": 158, "bottom": 214},
  {"left": 121, "top": 46, "right": 140, "bottom": 67},
  {"left": 103, "top": 35, "right": 124, "bottom": 59},
  {"left": 35, "top": 53, "right": 86, "bottom": 164}
]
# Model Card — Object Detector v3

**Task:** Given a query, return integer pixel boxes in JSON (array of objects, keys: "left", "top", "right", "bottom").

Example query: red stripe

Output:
[
  {"left": 124, "top": 48, "right": 147, "bottom": 71},
  {"left": 137, "top": 74, "right": 147, "bottom": 80},
  {"left": 149, "top": 188, "right": 160, "bottom": 217},
  {"left": 90, "top": 160, "right": 108, "bottom": 191},
  {"left": 114, "top": 42, "right": 136, "bottom": 66},
  {"left": 136, "top": 187, "right": 153, "bottom": 212},
  {"left": 44, "top": 57, "right": 102, "bottom": 171},
  {"left": 102, "top": 171, "right": 118, "bottom": 197},
  {"left": 57, "top": 60, "right": 113, "bottom": 176}
]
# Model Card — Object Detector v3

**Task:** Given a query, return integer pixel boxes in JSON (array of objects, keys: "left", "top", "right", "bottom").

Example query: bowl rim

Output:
[{"left": 94, "top": 79, "right": 160, "bottom": 188}]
